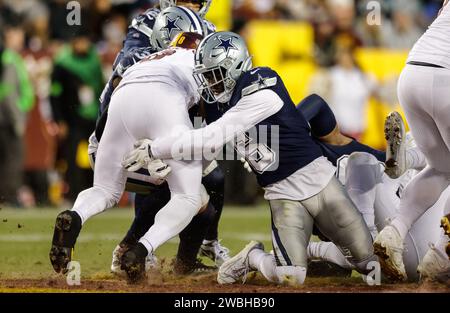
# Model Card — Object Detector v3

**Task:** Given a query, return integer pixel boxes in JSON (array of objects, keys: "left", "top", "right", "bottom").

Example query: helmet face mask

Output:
[
  {"left": 194, "top": 32, "right": 252, "bottom": 104},
  {"left": 160, "top": 0, "right": 212, "bottom": 18},
  {"left": 194, "top": 62, "right": 235, "bottom": 103}
]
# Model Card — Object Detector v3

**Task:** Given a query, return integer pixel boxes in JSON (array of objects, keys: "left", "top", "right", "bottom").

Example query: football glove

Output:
[{"left": 122, "top": 139, "right": 171, "bottom": 182}]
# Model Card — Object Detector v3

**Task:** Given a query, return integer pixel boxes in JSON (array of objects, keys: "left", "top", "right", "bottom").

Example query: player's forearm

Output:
[
  {"left": 151, "top": 90, "right": 283, "bottom": 160},
  {"left": 151, "top": 119, "right": 247, "bottom": 160}
]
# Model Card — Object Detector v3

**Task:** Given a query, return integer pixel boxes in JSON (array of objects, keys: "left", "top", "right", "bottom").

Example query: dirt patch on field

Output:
[{"left": 0, "top": 273, "right": 448, "bottom": 293}]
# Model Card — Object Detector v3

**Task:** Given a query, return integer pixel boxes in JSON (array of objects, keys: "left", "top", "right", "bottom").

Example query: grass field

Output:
[{"left": 0, "top": 206, "right": 448, "bottom": 293}]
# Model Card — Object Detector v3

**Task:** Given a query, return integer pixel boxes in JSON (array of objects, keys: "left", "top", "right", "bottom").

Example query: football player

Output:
[
  {"left": 373, "top": 0, "right": 450, "bottom": 281},
  {"left": 93, "top": 3, "right": 230, "bottom": 275},
  {"left": 123, "top": 32, "right": 378, "bottom": 285},
  {"left": 49, "top": 30, "right": 215, "bottom": 283},
  {"left": 295, "top": 98, "right": 447, "bottom": 281}
]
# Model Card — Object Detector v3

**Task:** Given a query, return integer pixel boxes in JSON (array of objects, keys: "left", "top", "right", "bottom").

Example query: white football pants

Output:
[
  {"left": 392, "top": 64, "right": 450, "bottom": 237},
  {"left": 345, "top": 152, "right": 445, "bottom": 281},
  {"left": 73, "top": 82, "right": 203, "bottom": 252}
]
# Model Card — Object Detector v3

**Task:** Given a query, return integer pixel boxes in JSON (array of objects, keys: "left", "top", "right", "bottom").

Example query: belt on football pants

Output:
[{"left": 407, "top": 61, "right": 445, "bottom": 68}]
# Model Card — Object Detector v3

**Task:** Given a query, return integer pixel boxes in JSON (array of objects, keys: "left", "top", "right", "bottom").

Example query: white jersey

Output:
[
  {"left": 407, "top": 1, "right": 450, "bottom": 68},
  {"left": 116, "top": 47, "right": 200, "bottom": 109}
]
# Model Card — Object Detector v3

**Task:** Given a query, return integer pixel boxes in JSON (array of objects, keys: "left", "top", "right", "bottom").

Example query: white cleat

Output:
[
  {"left": 200, "top": 239, "right": 230, "bottom": 266},
  {"left": 373, "top": 225, "right": 408, "bottom": 281},
  {"left": 384, "top": 111, "right": 406, "bottom": 179},
  {"left": 417, "top": 244, "right": 450, "bottom": 283},
  {"left": 111, "top": 244, "right": 158, "bottom": 276},
  {"left": 217, "top": 240, "right": 264, "bottom": 285},
  {"left": 111, "top": 245, "right": 126, "bottom": 276}
]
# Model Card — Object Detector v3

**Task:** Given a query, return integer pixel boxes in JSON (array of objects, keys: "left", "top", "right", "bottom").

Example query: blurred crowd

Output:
[{"left": 0, "top": 0, "right": 443, "bottom": 207}]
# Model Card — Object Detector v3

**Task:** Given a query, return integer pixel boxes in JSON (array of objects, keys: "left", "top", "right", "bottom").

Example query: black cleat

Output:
[
  {"left": 441, "top": 214, "right": 450, "bottom": 259},
  {"left": 121, "top": 242, "right": 148, "bottom": 283},
  {"left": 49, "top": 210, "right": 82, "bottom": 274},
  {"left": 173, "top": 258, "right": 218, "bottom": 276},
  {"left": 307, "top": 260, "right": 352, "bottom": 278}
]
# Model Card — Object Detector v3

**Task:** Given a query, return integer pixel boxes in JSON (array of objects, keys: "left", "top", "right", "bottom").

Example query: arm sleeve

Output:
[
  {"left": 296, "top": 94, "right": 337, "bottom": 137},
  {"left": 151, "top": 89, "right": 284, "bottom": 160}
]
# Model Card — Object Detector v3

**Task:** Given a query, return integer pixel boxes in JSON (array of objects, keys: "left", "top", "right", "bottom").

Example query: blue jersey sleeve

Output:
[{"left": 297, "top": 94, "right": 337, "bottom": 138}]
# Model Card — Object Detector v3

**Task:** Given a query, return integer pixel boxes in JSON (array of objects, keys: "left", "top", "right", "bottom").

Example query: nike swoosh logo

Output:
[{"left": 250, "top": 69, "right": 260, "bottom": 75}]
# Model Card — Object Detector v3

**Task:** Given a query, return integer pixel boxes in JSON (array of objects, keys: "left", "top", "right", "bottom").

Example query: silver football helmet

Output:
[
  {"left": 194, "top": 32, "right": 252, "bottom": 103},
  {"left": 151, "top": 6, "right": 207, "bottom": 51},
  {"left": 160, "top": 0, "right": 212, "bottom": 18}
]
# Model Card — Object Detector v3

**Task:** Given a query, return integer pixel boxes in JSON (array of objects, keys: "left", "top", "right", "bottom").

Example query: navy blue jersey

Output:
[
  {"left": 314, "top": 139, "right": 385, "bottom": 166},
  {"left": 226, "top": 67, "right": 324, "bottom": 187},
  {"left": 295, "top": 93, "right": 386, "bottom": 165}
]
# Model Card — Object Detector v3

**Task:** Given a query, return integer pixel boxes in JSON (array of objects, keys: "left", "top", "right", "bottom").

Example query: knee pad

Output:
[{"left": 347, "top": 151, "right": 379, "bottom": 167}]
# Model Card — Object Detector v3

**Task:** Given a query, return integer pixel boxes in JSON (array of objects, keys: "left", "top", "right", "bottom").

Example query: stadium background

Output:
[{"left": 0, "top": 0, "right": 448, "bottom": 292}]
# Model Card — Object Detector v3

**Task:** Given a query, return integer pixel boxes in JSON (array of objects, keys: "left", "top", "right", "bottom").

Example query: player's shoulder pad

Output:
[
  {"left": 203, "top": 19, "right": 216, "bottom": 34},
  {"left": 240, "top": 67, "right": 279, "bottom": 97},
  {"left": 116, "top": 47, "right": 154, "bottom": 76}
]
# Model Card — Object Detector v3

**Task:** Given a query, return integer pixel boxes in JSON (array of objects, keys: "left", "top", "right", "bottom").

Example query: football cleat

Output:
[
  {"left": 384, "top": 111, "right": 406, "bottom": 179},
  {"left": 373, "top": 225, "right": 407, "bottom": 281},
  {"left": 111, "top": 244, "right": 158, "bottom": 276},
  {"left": 417, "top": 244, "right": 450, "bottom": 282},
  {"left": 120, "top": 243, "right": 148, "bottom": 283},
  {"left": 441, "top": 214, "right": 450, "bottom": 259},
  {"left": 307, "top": 260, "right": 352, "bottom": 278},
  {"left": 199, "top": 239, "right": 230, "bottom": 266},
  {"left": 49, "top": 210, "right": 82, "bottom": 274},
  {"left": 217, "top": 240, "right": 263, "bottom": 285},
  {"left": 173, "top": 258, "right": 217, "bottom": 276}
]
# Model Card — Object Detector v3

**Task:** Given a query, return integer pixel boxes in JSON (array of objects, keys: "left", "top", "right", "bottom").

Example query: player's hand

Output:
[
  {"left": 240, "top": 157, "right": 252, "bottom": 173},
  {"left": 147, "top": 159, "right": 172, "bottom": 184},
  {"left": 122, "top": 139, "right": 154, "bottom": 172},
  {"left": 122, "top": 139, "right": 172, "bottom": 181}
]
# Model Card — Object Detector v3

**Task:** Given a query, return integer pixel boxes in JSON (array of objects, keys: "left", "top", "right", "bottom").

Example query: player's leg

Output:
[
  {"left": 119, "top": 84, "right": 205, "bottom": 281},
  {"left": 415, "top": 187, "right": 450, "bottom": 281},
  {"left": 50, "top": 85, "right": 137, "bottom": 273},
  {"left": 121, "top": 157, "right": 203, "bottom": 282},
  {"left": 111, "top": 187, "right": 169, "bottom": 274},
  {"left": 175, "top": 201, "right": 217, "bottom": 275},
  {"left": 344, "top": 152, "right": 384, "bottom": 239},
  {"left": 199, "top": 162, "right": 230, "bottom": 265},
  {"left": 305, "top": 176, "right": 377, "bottom": 274},
  {"left": 306, "top": 241, "right": 354, "bottom": 270},
  {"left": 374, "top": 66, "right": 450, "bottom": 280},
  {"left": 218, "top": 199, "right": 311, "bottom": 285}
]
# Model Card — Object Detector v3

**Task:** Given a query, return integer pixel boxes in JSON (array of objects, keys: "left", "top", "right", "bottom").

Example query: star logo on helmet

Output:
[
  {"left": 213, "top": 37, "right": 237, "bottom": 54},
  {"left": 162, "top": 16, "right": 182, "bottom": 38}
]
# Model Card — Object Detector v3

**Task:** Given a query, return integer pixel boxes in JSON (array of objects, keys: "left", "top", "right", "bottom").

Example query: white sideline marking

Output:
[{"left": 0, "top": 232, "right": 271, "bottom": 243}]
